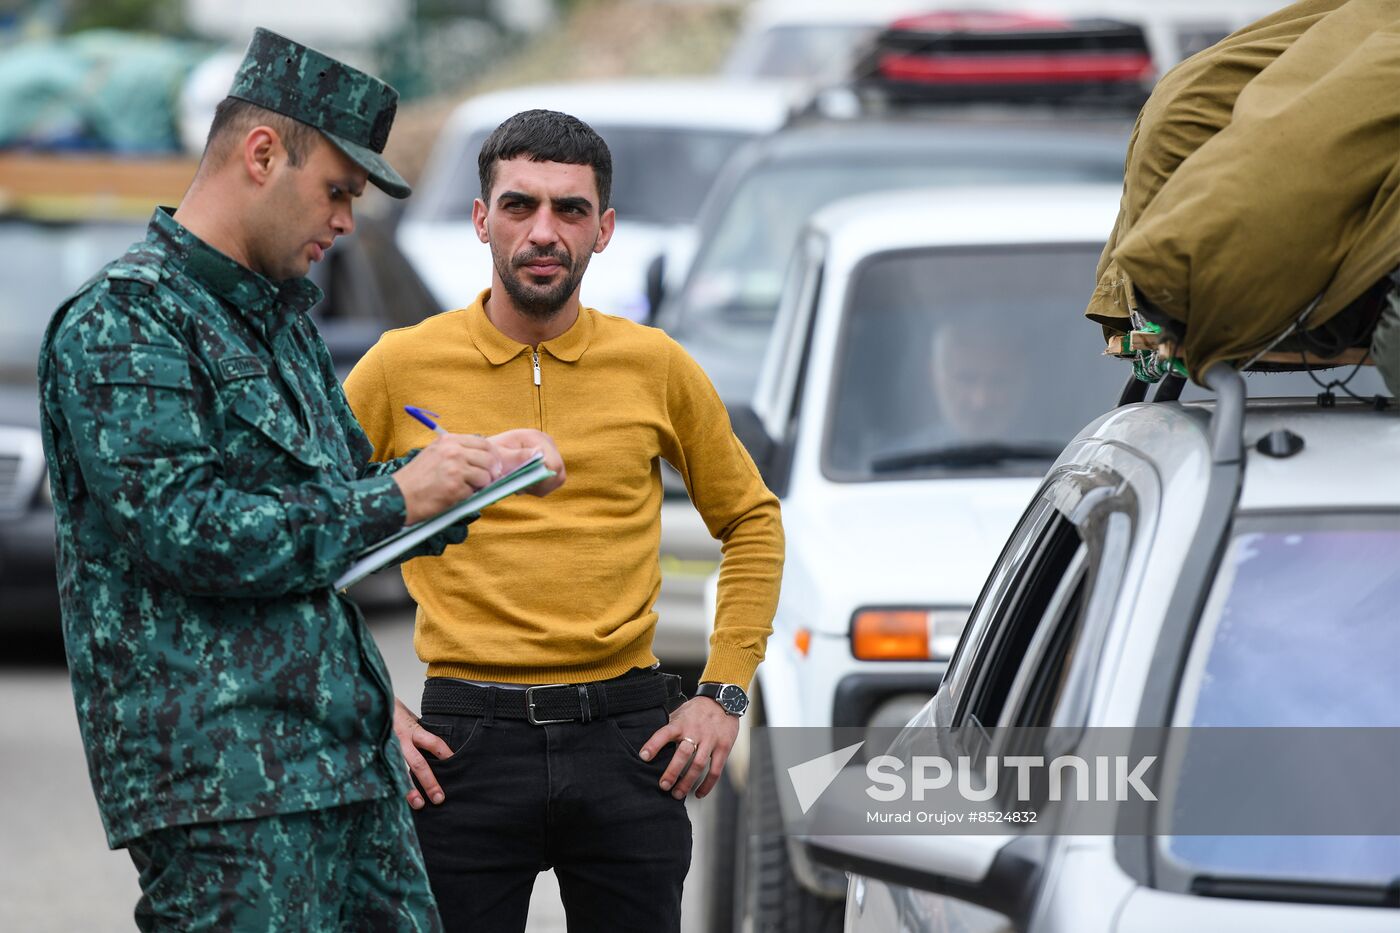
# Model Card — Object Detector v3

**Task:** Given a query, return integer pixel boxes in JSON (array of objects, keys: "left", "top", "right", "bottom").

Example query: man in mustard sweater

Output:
[{"left": 343, "top": 110, "right": 784, "bottom": 932}]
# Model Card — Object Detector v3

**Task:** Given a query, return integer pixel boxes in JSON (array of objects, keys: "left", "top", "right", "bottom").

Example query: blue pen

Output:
[{"left": 404, "top": 405, "right": 447, "bottom": 436}]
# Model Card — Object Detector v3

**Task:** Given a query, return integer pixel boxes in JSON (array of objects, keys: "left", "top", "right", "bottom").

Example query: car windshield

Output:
[
  {"left": 822, "top": 244, "right": 1125, "bottom": 480},
  {"left": 0, "top": 220, "right": 147, "bottom": 385},
  {"left": 1166, "top": 514, "right": 1400, "bottom": 888},
  {"left": 435, "top": 125, "right": 752, "bottom": 227},
  {"left": 672, "top": 152, "right": 1121, "bottom": 401}
]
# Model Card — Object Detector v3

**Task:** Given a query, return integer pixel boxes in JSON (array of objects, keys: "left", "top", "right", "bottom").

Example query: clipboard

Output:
[{"left": 335, "top": 453, "right": 553, "bottom": 591}]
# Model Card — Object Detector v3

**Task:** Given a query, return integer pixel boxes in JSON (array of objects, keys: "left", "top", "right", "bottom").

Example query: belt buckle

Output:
[{"left": 526, "top": 683, "right": 573, "bottom": 725}]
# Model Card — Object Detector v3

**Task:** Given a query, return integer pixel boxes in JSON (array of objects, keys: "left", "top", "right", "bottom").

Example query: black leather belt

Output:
[{"left": 421, "top": 672, "right": 682, "bottom": 725}]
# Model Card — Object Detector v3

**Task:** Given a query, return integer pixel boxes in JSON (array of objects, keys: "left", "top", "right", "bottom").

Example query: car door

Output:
[{"left": 839, "top": 465, "right": 1139, "bottom": 933}]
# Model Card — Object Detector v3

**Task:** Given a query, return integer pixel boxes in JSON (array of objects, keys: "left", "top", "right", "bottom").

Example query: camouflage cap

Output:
[{"left": 228, "top": 28, "right": 410, "bottom": 199}]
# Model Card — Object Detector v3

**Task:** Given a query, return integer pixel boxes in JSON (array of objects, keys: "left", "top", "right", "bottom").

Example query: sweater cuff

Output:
[{"left": 699, "top": 641, "right": 764, "bottom": 692}]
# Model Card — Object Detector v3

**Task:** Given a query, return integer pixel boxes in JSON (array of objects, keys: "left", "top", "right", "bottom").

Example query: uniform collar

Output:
[
  {"left": 148, "top": 208, "right": 323, "bottom": 322},
  {"left": 463, "top": 288, "right": 594, "bottom": 365}
]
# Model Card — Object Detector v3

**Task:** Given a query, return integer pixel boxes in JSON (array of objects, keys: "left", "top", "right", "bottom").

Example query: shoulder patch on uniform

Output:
[
  {"left": 218, "top": 355, "right": 267, "bottom": 382},
  {"left": 104, "top": 248, "right": 163, "bottom": 295}
]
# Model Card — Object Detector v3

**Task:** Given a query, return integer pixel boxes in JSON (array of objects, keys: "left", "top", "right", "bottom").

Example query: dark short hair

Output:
[
  {"left": 477, "top": 109, "right": 613, "bottom": 212},
  {"left": 203, "top": 97, "right": 317, "bottom": 169}
]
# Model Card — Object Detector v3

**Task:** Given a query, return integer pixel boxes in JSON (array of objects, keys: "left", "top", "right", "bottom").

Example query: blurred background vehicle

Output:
[
  {"left": 651, "top": 114, "right": 1132, "bottom": 405},
  {"left": 397, "top": 78, "right": 798, "bottom": 323},
  {"left": 704, "top": 183, "right": 1132, "bottom": 932},
  {"left": 724, "top": 0, "right": 1290, "bottom": 87},
  {"left": 723, "top": 0, "right": 922, "bottom": 83}
]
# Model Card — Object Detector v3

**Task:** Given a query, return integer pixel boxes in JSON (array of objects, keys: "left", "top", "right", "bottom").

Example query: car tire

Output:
[{"left": 733, "top": 729, "right": 844, "bottom": 933}]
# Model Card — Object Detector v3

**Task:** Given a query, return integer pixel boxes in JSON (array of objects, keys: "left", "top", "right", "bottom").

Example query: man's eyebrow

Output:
[
  {"left": 497, "top": 190, "right": 539, "bottom": 206},
  {"left": 338, "top": 176, "right": 366, "bottom": 197},
  {"left": 552, "top": 196, "right": 594, "bottom": 213}
]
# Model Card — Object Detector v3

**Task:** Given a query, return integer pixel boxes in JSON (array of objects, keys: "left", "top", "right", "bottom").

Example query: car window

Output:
[
  {"left": 960, "top": 514, "right": 1084, "bottom": 733},
  {"left": 433, "top": 125, "right": 751, "bottom": 226},
  {"left": 1001, "top": 491, "right": 1135, "bottom": 734},
  {"left": 824, "top": 244, "right": 1126, "bottom": 481},
  {"left": 671, "top": 154, "right": 1122, "bottom": 402},
  {"left": 937, "top": 496, "right": 1057, "bottom": 719},
  {"left": 1164, "top": 512, "right": 1400, "bottom": 889},
  {"left": 0, "top": 220, "right": 146, "bottom": 385}
]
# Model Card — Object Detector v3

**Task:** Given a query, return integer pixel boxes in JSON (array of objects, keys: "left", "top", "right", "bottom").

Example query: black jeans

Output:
[{"left": 412, "top": 674, "right": 692, "bottom": 933}]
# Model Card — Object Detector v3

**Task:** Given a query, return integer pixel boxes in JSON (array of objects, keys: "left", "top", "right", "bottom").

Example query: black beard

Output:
[{"left": 493, "top": 243, "right": 593, "bottom": 321}]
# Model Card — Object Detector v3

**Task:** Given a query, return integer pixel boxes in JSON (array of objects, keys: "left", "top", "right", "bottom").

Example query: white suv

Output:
[
  {"left": 703, "top": 185, "right": 1134, "bottom": 932},
  {"left": 817, "top": 363, "right": 1399, "bottom": 932}
]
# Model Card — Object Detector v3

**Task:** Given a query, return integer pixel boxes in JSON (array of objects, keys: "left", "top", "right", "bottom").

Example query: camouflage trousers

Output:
[{"left": 126, "top": 796, "right": 441, "bottom": 932}]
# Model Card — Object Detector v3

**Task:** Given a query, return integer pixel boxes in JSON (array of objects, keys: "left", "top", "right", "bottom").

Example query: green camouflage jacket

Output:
[{"left": 37, "top": 208, "right": 431, "bottom": 847}]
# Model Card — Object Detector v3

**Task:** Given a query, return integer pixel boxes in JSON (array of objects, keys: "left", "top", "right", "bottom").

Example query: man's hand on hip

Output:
[
  {"left": 640, "top": 696, "right": 740, "bottom": 801},
  {"left": 392, "top": 697, "right": 453, "bottom": 810},
  {"left": 392, "top": 433, "right": 503, "bottom": 524}
]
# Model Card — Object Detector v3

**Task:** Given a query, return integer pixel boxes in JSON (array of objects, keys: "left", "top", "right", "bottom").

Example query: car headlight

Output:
[{"left": 850, "top": 607, "right": 969, "bottom": 661}]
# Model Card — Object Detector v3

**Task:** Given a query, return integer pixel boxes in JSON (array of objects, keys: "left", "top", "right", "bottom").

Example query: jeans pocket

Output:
[
  {"left": 418, "top": 716, "right": 482, "bottom": 767},
  {"left": 608, "top": 706, "right": 671, "bottom": 765}
]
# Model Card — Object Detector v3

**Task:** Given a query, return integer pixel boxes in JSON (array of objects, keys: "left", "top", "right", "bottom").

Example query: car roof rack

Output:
[
  {"left": 850, "top": 11, "right": 1153, "bottom": 112},
  {"left": 1115, "top": 363, "right": 1243, "bottom": 467}
]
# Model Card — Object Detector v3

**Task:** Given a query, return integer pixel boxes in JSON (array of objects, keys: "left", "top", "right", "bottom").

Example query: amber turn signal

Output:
[{"left": 852, "top": 610, "right": 930, "bottom": 660}]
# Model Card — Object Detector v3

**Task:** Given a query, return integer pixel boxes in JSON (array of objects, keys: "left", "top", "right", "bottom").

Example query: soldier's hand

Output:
[
  {"left": 393, "top": 433, "right": 503, "bottom": 524},
  {"left": 489, "top": 428, "right": 567, "bottom": 496},
  {"left": 393, "top": 697, "right": 452, "bottom": 809}
]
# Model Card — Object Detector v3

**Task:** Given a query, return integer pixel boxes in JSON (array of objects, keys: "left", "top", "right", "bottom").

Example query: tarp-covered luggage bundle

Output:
[{"left": 1088, "top": 0, "right": 1400, "bottom": 393}]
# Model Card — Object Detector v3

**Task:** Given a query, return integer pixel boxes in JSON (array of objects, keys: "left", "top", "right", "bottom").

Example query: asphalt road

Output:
[{"left": 0, "top": 608, "right": 716, "bottom": 932}]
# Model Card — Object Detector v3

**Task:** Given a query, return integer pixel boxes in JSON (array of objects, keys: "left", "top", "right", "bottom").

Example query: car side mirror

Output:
[
  {"left": 806, "top": 829, "right": 1040, "bottom": 927},
  {"left": 728, "top": 402, "right": 774, "bottom": 471},
  {"left": 644, "top": 253, "right": 666, "bottom": 325},
  {"left": 729, "top": 403, "right": 794, "bottom": 498}
]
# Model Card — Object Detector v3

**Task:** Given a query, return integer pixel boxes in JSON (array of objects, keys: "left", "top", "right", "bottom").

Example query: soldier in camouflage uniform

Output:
[{"left": 36, "top": 28, "right": 564, "bottom": 931}]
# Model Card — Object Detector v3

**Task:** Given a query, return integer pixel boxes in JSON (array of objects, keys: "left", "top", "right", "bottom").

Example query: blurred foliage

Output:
[{"left": 62, "top": 0, "right": 187, "bottom": 35}]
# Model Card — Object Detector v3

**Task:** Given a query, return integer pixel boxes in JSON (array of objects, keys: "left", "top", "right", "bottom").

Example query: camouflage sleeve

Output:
[{"left": 48, "top": 293, "right": 408, "bottom": 597}]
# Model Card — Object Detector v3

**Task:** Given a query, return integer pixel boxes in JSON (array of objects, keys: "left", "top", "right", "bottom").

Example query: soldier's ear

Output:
[{"left": 242, "top": 126, "right": 279, "bottom": 187}]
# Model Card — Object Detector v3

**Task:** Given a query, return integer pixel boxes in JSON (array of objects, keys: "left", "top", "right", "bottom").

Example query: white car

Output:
[
  {"left": 702, "top": 185, "right": 1134, "bottom": 933},
  {"left": 396, "top": 78, "right": 795, "bottom": 323},
  {"left": 819, "top": 365, "right": 1399, "bottom": 933}
]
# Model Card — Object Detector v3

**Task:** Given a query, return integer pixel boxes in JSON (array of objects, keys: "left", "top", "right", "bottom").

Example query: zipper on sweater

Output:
[{"left": 531, "top": 348, "right": 543, "bottom": 430}]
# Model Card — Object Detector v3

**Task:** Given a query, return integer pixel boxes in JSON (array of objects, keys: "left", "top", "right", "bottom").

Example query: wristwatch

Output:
[{"left": 697, "top": 682, "right": 750, "bottom": 717}]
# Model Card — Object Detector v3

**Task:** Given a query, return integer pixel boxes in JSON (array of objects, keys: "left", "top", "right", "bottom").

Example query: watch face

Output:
[{"left": 717, "top": 684, "right": 749, "bottom": 715}]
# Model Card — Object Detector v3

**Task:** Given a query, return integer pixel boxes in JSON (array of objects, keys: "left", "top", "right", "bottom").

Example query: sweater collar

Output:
[{"left": 463, "top": 288, "right": 594, "bottom": 365}]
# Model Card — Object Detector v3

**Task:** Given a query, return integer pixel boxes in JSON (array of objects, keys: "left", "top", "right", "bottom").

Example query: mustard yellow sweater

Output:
[{"left": 343, "top": 290, "right": 784, "bottom": 687}]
